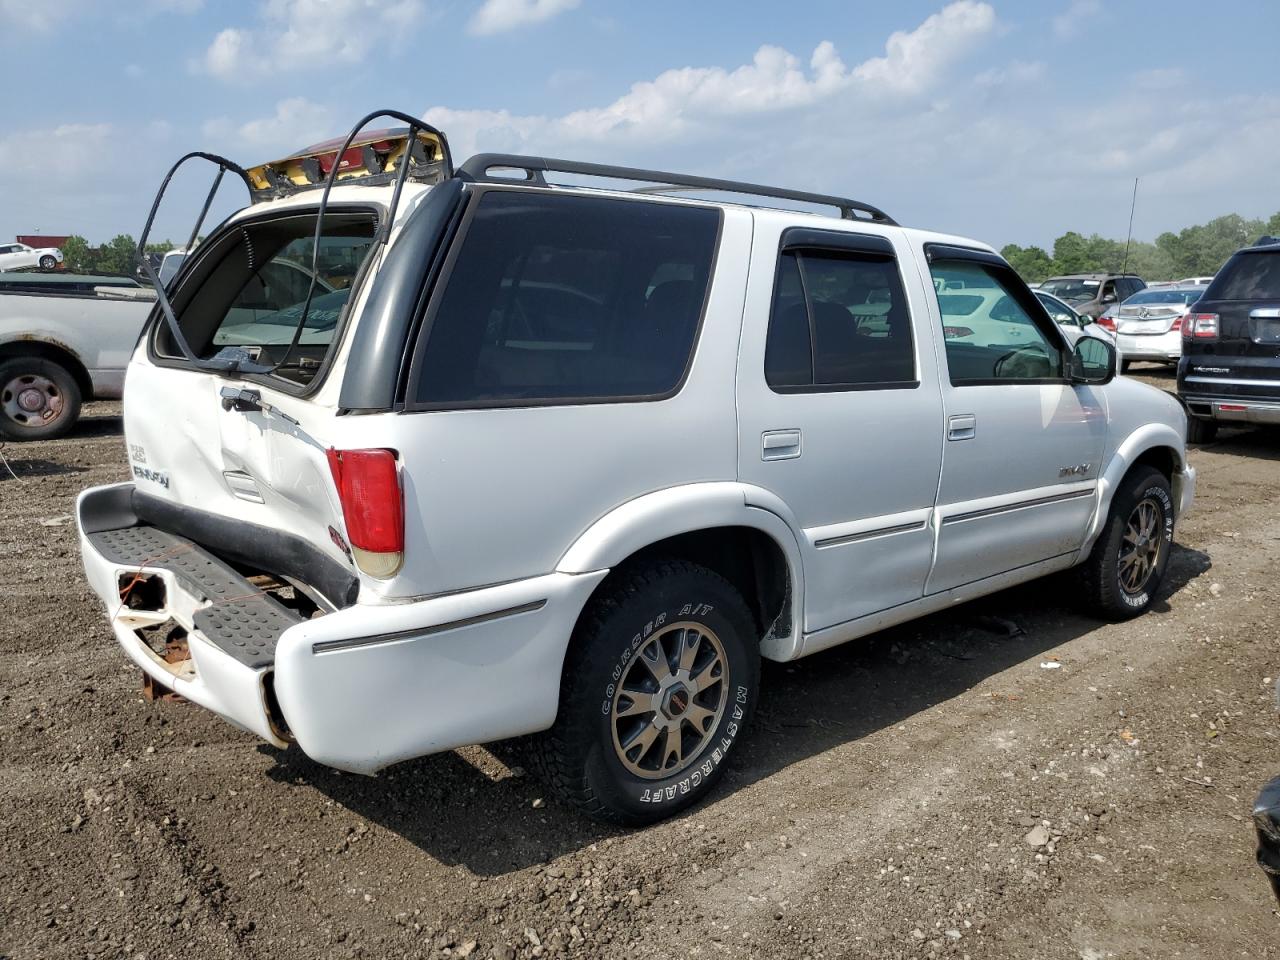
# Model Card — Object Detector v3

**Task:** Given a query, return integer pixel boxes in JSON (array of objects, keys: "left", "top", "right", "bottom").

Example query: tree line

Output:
[
  {"left": 58, "top": 235, "right": 176, "bottom": 276},
  {"left": 1002, "top": 212, "right": 1280, "bottom": 284}
]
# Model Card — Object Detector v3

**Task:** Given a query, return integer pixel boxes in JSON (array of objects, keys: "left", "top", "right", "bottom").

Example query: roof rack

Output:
[{"left": 455, "top": 153, "right": 896, "bottom": 225}]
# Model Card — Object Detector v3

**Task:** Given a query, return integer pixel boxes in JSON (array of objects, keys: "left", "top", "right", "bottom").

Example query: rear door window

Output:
[
  {"left": 411, "top": 190, "right": 719, "bottom": 407},
  {"left": 764, "top": 248, "right": 915, "bottom": 390}
]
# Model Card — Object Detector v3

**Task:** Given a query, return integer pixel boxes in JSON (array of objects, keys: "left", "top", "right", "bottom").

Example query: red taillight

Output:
[
  {"left": 326, "top": 448, "right": 404, "bottom": 577},
  {"left": 1096, "top": 315, "right": 1116, "bottom": 332},
  {"left": 943, "top": 325, "right": 975, "bottom": 339},
  {"left": 1171, "top": 316, "right": 1183, "bottom": 332},
  {"left": 1184, "top": 312, "right": 1219, "bottom": 340}
]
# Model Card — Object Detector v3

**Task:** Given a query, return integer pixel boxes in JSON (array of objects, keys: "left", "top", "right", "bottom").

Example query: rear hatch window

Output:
[
  {"left": 154, "top": 209, "right": 377, "bottom": 387},
  {"left": 1207, "top": 251, "right": 1280, "bottom": 300}
]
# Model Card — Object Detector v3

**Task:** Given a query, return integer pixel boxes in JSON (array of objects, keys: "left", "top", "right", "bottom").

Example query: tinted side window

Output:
[
  {"left": 1209, "top": 253, "right": 1280, "bottom": 300},
  {"left": 414, "top": 191, "right": 719, "bottom": 406},
  {"left": 764, "top": 249, "right": 915, "bottom": 391},
  {"left": 929, "top": 259, "right": 1064, "bottom": 384}
]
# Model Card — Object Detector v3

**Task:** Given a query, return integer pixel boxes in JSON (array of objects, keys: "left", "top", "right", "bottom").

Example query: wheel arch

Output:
[
  {"left": 1079, "top": 424, "right": 1186, "bottom": 558},
  {"left": 0, "top": 337, "right": 93, "bottom": 401},
  {"left": 556, "top": 483, "right": 805, "bottom": 661}
]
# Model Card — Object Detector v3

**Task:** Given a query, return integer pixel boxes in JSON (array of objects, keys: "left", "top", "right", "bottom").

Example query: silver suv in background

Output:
[
  {"left": 1039, "top": 273, "right": 1147, "bottom": 320},
  {"left": 75, "top": 111, "right": 1195, "bottom": 825}
]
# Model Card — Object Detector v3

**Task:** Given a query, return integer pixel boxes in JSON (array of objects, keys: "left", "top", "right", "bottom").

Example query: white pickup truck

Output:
[{"left": 0, "top": 274, "right": 156, "bottom": 439}]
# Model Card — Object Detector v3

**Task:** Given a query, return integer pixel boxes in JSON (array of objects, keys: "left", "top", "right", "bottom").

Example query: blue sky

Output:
[{"left": 2, "top": 0, "right": 1279, "bottom": 251}]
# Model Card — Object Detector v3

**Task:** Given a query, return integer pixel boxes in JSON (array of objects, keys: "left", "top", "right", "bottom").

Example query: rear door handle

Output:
[
  {"left": 761, "top": 429, "right": 801, "bottom": 461},
  {"left": 947, "top": 414, "right": 976, "bottom": 441}
]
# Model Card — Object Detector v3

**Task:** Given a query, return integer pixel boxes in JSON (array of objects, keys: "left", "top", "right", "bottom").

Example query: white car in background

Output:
[
  {"left": 1097, "top": 284, "right": 1207, "bottom": 369},
  {"left": 1180, "top": 276, "right": 1215, "bottom": 286},
  {"left": 0, "top": 242, "right": 64, "bottom": 272},
  {"left": 1034, "top": 289, "right": 1121, "bottom": 357}
]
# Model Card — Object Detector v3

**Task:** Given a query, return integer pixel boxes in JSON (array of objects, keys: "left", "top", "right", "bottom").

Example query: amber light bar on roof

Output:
[{"left": 245, "top": 127, "right": 449, "bottom": 202}]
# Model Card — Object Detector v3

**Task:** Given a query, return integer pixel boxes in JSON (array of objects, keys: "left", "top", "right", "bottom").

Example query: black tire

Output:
[
  {"left": 1121, "top": 360, "right": 1132, "bottom": 373},
  {"left": 0, "top": 357, "right": 82, "bottom": 441},
  {"left": 532, "top": 559, "right": 761, "bottom": 826},
  {"left": 1077, "top": 466, "right": 1174, "bottom": 621},
  {"left": 1186, "top": 415, "right": 1217, "bottom": 444},
  {"left": 38, "top": 255, "right": 57, "bottom": 271}
]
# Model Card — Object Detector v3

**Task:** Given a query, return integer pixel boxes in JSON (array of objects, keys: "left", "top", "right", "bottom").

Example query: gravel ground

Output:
[{"left": 2, "top": 366, "right": 1279, "bottom": 960}]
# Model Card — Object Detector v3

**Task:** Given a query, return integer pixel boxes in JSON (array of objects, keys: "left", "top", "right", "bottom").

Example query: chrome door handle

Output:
[
  {"left": 947, "top": 414, "right": 976, "bottom": 441},
  {"left": 761, "top": 429, "right": 802, "bottom": 461}
]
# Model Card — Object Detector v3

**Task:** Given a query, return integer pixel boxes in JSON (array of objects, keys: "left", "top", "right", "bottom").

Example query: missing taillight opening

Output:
[{"left": 326, "top": 447, "right": 404, "bottom": 578}]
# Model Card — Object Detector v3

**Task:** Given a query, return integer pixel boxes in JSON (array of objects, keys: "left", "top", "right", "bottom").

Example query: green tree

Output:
[
  {"left": 1000, "top": 243, "right": 1054, "bottom": 283},
  {"left": 60, "top": 235, "right": 97, "bottom": 273},
  {"left": 94, "top": 234, "right": 137, "bottom": 276}
]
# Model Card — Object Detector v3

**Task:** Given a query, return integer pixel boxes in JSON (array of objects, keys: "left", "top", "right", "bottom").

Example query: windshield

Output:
[
  {"left": 1122, "top": 288, "right": 1203, "bottom": 306},
  {"left": 156, "top": 209, "right": 377, "bottom": 385},
  {"left": 1038, "top": 278, "right": 1100, "bottom": 303}
]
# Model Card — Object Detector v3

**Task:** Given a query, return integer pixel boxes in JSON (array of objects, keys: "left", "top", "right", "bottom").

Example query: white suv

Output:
[
  {"left": 77, "top": 112, "right": 1195, "bottom": 825},
  {"left": 0, "top": 241, "right": 64, "bottom": 272}
]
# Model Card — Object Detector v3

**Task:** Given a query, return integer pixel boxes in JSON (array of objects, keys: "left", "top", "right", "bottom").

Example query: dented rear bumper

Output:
[{"left": 77, "top": 482, "right": 608, "bottom": 774}]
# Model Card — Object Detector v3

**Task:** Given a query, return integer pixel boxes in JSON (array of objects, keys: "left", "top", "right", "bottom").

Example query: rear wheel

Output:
[
  {"left": 0, "top": 357, "right": 82, "bottom": 441},
  {"left": 532, "top": 560, "right": 760, "bottom": 825},
  {"left": 1077, "top": 466, "right": 1173, "bottom": 620},
  {"left": 1186, "top": 415, "right": 1217, "bottom": 444},
  {"left": 38, "top": 255, "right": 57, "bottom": 271}
]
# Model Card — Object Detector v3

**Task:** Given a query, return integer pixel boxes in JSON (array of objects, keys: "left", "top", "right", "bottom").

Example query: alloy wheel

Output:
[{"left": 609, "top": 622, "right": 729, "bottom": 780}]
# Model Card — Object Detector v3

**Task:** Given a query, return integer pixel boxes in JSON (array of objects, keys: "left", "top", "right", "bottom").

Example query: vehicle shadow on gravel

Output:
[
  {"left": 261, "top": 543, "right": 1211, "bottom": 877},
  {"left": 1194, "top": 426, "right": 1280, "bottom": 461},
  {"left": 68, "top": 411, "right": 124, "bottom": 439},
  {"left": 0, "top": 455, "right": 86, "bottom": 480}
]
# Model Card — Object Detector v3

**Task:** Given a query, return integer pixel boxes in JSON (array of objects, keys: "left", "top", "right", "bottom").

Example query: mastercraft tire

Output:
[
  {"left": 1077, "top": 466, "right": 1174, "bottom": 621},
  {"left": 0, "top": 357, "right": 82, "bottom": 441},
  {"left": 533, "top": 560, "right": 761, "bottom": 826}
]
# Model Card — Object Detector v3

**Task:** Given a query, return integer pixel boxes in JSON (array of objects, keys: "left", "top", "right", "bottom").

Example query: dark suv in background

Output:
[
  {"left": 1178, "top": 237, "right": 1280, "bottom": 443},
  {"left": 1038, "top": 273, "right": 1146, "bottom": 320}
]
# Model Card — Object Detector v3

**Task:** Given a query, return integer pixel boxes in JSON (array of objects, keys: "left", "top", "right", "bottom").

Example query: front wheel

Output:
[
  {"left": 38, "top": 255, "right": 57, "bottom": 271},
  {"left": 0, "top": 357, "right": 82, "bottom": 441},
  {"left": 533, "top": 560, "right": 760, "bottom": 825},
  {"left": 1077, "top": 466, "right": 1174, "bottom": 620}
]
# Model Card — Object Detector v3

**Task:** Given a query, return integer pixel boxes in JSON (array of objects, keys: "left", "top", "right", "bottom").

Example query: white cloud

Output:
[
  {"left": 0, "top": 0, "right": 88, "bottom": 31},
  {"left": 427, "top": 1, "right": 998, "bottom": 156},
  {"left": 975, "top": 60, "right": 1046, "bottom": 88},
  {"left": 1052, "top": 0, "right": 1101, "bottom": 40},
  {"left": 202, "top": 97, "right": 336, "bottom": 156},
  {"left": 469, "top": 0, "right": 579, "bottom": 35},
  {"left": 125, "top": 63, "right": 145, "bottom": 79},
  {"left": 851, "top": 0, "right": 997, "bottom": 94},
  {"left": 0, "top": 123, "right": 113, "bottom": 176},
  {"left": 197, "top": 0, "right": 425, "bottom": 82}
]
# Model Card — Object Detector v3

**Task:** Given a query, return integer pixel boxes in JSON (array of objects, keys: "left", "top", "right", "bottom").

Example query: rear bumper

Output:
[
  {"left": 1116, "top": 331, "right": 1180, "bottom": 362},
  {"left": 1181, "top": 394, "right": 1280, "bottom": 424},
  {"left": 77, "top": 482, "right": 608, "bottom": 774},
  {"left": 77, "top": 483, "right": 286, "bottom": 746}
]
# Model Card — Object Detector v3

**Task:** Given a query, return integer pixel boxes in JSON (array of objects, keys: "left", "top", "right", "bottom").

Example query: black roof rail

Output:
[
  {"left": 1253, "top": 235, "right": 1280, "bottom": 247},
  {"left": 454, "top": 153, "right": 897, "bottom": 225}
]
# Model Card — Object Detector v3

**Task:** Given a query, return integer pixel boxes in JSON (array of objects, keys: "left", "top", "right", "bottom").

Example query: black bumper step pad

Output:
[{"left": 88, "top": 525, "right": 302, "bottom": 669}]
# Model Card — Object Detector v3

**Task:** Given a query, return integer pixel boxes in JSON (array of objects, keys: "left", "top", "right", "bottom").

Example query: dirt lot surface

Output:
[{"left": 3, "top": 368, "right": 1279, "bottom": 960}]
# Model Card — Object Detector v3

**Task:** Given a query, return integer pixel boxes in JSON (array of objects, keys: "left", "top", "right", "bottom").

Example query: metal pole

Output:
[{"left": 1121, "top": 177, "right": 1139, "bottom": 275}]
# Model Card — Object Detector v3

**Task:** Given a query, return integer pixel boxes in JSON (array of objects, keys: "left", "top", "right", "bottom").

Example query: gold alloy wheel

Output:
[{"left": 609, "top": 621, "right": 729, "bottom": 780}]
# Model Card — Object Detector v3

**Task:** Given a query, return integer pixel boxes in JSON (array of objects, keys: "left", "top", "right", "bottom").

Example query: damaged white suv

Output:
[{"left": 77, "top": 110, "right": 1195, "bottom": 825}]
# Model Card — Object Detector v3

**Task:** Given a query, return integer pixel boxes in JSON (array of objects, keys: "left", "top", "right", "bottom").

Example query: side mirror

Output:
[{"left": 1070, "top": 336, "right": 1116, "bottom": 384}]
